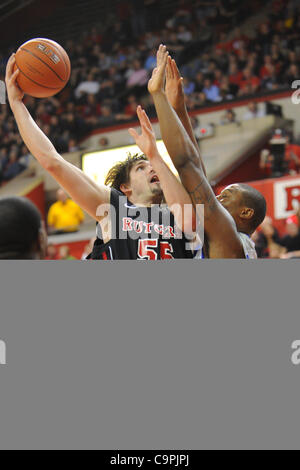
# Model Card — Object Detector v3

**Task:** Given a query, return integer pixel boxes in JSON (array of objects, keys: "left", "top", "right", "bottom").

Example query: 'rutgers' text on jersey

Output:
[{"left": 88, "top": 189, "right": 195, "bottom": 260}]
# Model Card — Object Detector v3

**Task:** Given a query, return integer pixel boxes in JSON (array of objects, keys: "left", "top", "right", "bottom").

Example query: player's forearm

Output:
[
  {"left": 10, "top": 100, "right": 61, "bottom": 170},
  {"left": 175, "top": 107, "right": 207, "bottom": 176},
  {"left": 150, "top": 153, "right": 196, "bottom": 232},
  {"left": 152, "top": 91, "right": 201, "bottom": 171}
]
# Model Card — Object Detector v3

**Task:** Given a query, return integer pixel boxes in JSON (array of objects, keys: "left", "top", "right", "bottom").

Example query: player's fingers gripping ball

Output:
[{"left": 13, "top": 38, "right": 71, "bottom": 98}]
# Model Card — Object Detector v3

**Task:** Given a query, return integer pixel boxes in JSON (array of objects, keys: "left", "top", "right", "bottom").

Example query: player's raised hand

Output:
[
  {"left": 165, "top": 56, "right": 185, "bottom": 112},
  {"left": 148, "top": 44, "right": 169, "bottom": 95},
  {"left": 5, "top": 54, "right": 24, "bottom": 104},
  {"left": 128, "top": 105, "right": 160, "bottom": 160}
]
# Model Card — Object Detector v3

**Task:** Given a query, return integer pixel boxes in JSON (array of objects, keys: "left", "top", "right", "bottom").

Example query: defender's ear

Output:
[{"left": 240, "top": 207, "right": 254, "bottom": 220}]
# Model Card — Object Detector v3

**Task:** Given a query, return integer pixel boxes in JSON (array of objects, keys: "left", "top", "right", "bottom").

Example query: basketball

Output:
[{"left": 14, "top": 38, "right": 71, "bottom": 98}]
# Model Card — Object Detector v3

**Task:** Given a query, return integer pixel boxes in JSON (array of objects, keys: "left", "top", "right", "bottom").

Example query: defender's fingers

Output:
[
  {"left": 157, "top": 44, "right": 168, "bottom": 65},
  {"left": 171, "top": 58, "right": 181, "bottom": 79},
  {"left": 166, "top": 56, "right": 173, "bottom": 79}
]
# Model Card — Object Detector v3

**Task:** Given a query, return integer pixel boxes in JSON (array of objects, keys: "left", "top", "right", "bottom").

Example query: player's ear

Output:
[
  {"left": 240, "top": 207, "right": 254, "bottom": 220},
  {"left": 120, "top": 183, "right": 131, "bottom": 197}
]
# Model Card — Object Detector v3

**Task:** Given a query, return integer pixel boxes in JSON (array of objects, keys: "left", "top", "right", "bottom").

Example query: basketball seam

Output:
[
  {"left": 39, "top": 39, "right": 69, "bottom": 77},
  {"left": 15, "top": 59, "right": 62, "bottom": 90},
  {"left": 21, "top": 47, "right": 66, "bottom": 82}
]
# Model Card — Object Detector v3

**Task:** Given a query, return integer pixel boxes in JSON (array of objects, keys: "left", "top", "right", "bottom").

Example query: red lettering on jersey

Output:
[
  {"left": 138, "top": 239, "right": 158, "bottom": 260},
  {"left": 144, "top": 222, "right": 154, "bottom": 233},
  {"left": 123, "top": 217, "right": 133, "bottom": 231},
  {"left": 154, "top": 224, "right": 164, "bottom": 235},
  {"left": 133, "top": 221, "right": 143, "bottom": 233},
  {"left": 164, "top": 226, "right": 175, "bottom": 238},
  {"left": 160, "top": 241, "right": 174, "bottom": 259}
]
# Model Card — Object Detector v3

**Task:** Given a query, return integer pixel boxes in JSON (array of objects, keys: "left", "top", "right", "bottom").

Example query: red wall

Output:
[
  {"left": 53, "top": 239, "right": 89, "bottom": 260},
  {"left": 24, "top": 180, "right": 46, "bottom": 220}
]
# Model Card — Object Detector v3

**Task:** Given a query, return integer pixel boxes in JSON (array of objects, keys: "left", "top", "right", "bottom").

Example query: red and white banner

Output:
[{"left": 273, "top": 178, "right": 300, "bottom": 219}]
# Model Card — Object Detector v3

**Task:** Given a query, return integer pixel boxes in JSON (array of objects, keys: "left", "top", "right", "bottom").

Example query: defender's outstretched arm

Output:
[
  {"left": 165, "top": 56, "right": 206, "bottom": 176},
  {"left": 149, "top": 46, "right": 243, "bottom": 256}
]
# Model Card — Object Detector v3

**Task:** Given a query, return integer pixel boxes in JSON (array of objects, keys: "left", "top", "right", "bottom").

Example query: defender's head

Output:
[
  {"left": 105, "top": 154, "right": 163, "bottom": 206},
  {"left": 0, "top": 196, "right": 47, "bottom": 259},
  {"left": 217, "top": 184, "right": 266, "bottom": 235}
]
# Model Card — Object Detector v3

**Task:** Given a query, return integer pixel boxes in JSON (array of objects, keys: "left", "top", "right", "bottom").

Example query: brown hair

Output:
[{"left": 104, "top": 153, "right": 147, "bottom": 193}]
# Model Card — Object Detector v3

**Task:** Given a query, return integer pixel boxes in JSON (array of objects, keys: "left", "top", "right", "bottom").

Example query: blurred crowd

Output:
[
  {"left": 253, "top": 208, "right": 300, "bottom": 258},
  {"left": 1, "top": 0, "right": 299, "bottom": 185}
]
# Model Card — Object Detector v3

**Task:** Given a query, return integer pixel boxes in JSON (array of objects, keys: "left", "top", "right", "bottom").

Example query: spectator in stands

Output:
[
  {"left": 58, "top": 245, "right": 77, "bottom": 260},
  {"left": 116, "top": 95, "right": 139, "bottom": 121},
  {"left": 279, "top": 210, "right": 300, "bottom": 257},
  {"left": 45, "top": 244, "right": 59, "bottom": 260},
  {"left": 47, "top": 189, "right": 85, "bottom": 235},
  {"left": 268, "top": 241, "right": 287, "bottom": 258},
  {"left": 126, "top": 60, "right": 148, "bottom": 89},
  {"left": 243, "top": 102, "right": 266, "bottom": 120},
  {"left": 183, "top": 77, "right": 196, "bottom": 96},
  {"left": 74, "top": 72, "right": 100, "bottom": 99},
  {"left": 202, "top": 77, "right": 221, "bottom": 102},
  {"left": 253, "top": 215, "right": 282, "bottom": 258},
  {"left": 284, "top": 135, "right": 300, "bottom": 172},
  {"left": 98, "top": 137, "right": 110, "bottom": 149},
  {"left": 97, "top": 105, "right": 115, "bottom": 127},
  {"left": 0, "top": 196, "right": 46, "bottom": 259},
  {"left": 260, "top": 134, "right": 300, "bottom": 176},
  {"left": 220, "top": 108, "right": 238, "bottom": 125},
  {"left": 239, "top": 68, "right": 261, "bottom": 95},
  {"left": 144, "top": 48, "right": 157, "bottom": 71},
  {"left": 0, "top": 148, "right": 26, "bottom": 183}
]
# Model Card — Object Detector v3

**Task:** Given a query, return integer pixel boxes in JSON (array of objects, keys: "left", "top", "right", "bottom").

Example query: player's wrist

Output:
[
  {"left": 8, "top": 96, "right": 22, "bottom": 111},
  {"left": 150, "top": 89, "right": 166, "bottom": 97}
]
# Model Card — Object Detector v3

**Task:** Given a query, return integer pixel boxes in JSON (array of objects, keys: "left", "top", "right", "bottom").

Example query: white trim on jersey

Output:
[{"left": 193, "top": 232, "right": 257, "bottom": 259}]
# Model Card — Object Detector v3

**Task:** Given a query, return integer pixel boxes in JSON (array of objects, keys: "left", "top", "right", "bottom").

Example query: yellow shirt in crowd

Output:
[{"left": 47, "top": 199, "right": 84, "bottom": 232}]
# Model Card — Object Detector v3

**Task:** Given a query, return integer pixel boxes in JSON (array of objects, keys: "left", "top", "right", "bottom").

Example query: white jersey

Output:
[
  {"left": 238, "top": 232, "right": 257, "bottom": 259},
  {"left": 194, "top": 232, "right": 257, "bottom": 259}
]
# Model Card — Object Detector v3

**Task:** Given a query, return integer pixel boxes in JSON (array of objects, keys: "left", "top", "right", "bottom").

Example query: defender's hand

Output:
[
  {"left": 148, "top": 44, "right": 169, "bottom": 95},
  {"left": 129, "top": 105, "right": 160, "bottom": 160},
  {"left": 165, "top": 56, "right": 185, "bottom": 111},
  {"left": 5, "top": 54, "right": 24, "bottom": 104}
]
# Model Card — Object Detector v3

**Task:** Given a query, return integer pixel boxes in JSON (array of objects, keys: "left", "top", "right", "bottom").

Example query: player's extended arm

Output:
[
  {"left": 165, "top": 56, "right": 206, "bottom": 176},
  {"left": 149, "top": 46, "right": 243, "bottom": 256},
  {"left": 129, "top": 105, "right": 196, "bottom": 235},
  {"left": 5, "top": 54, "right": 110, "bottom": 222}
]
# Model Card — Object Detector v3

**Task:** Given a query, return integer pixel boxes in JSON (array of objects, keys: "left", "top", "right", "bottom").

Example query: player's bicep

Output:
[{"left": 51, "top": 155, "right": 111, "bottom": 221}]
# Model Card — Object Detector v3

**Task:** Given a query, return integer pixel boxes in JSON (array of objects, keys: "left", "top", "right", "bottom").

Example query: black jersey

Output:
[{"left": 88, "top": 188, "right": 194, "bottom": 260}]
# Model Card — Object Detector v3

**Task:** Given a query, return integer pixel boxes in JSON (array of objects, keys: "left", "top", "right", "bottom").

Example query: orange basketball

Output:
[{"left": 14, "top": 38, "right": 71, "bottom": 98}]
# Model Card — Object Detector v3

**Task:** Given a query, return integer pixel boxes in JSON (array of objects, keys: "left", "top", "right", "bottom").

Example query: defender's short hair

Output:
[
  {"left": 0, "top": 196, "right": 42, "bottom": 259},
  {"left": 239, "top": 184, "right": 267, "bottom": 231},
  {"left": 105, "top": 153, "right": 147, "bottom": 193}
]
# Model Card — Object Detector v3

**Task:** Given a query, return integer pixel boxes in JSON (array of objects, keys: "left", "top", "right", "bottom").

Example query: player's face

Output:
[
  {"left": 216, "top": 184, "right": 244, "bottom": 218},
  {"left": 128, "top": 160, "right": 163, "bottom": 202}
]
